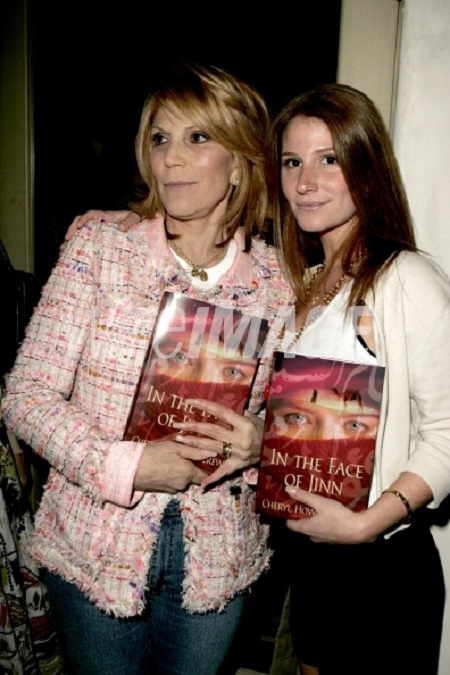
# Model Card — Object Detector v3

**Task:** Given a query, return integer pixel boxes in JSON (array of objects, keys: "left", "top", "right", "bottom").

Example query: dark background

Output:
[
  {"left": 28, "top": 9, "right": 342, "bottom": 669},
  {"left": 30, "top": 1, "right": 342, "bottom": 287}
]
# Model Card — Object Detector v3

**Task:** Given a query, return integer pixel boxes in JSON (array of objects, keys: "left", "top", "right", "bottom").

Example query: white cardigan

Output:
[{"left": 367, "top": 250, "right": 450, "bottom": 508}]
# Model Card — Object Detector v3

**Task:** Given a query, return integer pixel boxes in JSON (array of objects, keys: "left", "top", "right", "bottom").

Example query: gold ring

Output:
[{"left": 222, "top": 441, "right": 233, "bottom": 459}]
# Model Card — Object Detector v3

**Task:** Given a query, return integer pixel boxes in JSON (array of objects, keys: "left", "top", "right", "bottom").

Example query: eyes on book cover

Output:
[
  {"left": 124, "top": 292, "right": 269, "bottom": 473},
  {"left": 256, "top": 352, "right": 385, "bottom": 519}
]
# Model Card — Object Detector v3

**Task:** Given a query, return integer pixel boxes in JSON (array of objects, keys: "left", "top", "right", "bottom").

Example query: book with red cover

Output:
[
  {"left": 256, "top": 352, "right": 385, "bottom": 519},
  {"left": 124, "top": 292, "right": 269, "bottom": 473}
]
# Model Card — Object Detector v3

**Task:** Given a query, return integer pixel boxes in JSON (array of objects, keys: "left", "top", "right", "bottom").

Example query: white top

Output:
[
  {"left": 170, "top": 240, "right": 237, "bottom": 290},
  {"left": 280, "top": 285, "right": 376, "bottom": 365}
]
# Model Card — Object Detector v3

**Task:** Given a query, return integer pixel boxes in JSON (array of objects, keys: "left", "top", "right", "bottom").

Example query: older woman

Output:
[{"left": 1, "top": 61, "right": 293, "bottom": 675}]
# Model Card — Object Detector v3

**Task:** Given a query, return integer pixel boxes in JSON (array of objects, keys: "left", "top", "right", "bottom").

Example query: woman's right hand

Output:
[
  {"left": 134, "top": 440, "right": 214, "bottom": 493},
  {"left": 65, "top": 210, "right": 141, "bottom": 241}
]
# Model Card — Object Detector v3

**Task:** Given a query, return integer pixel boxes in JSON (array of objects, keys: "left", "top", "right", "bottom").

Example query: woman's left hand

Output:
[
  {"left": 172, "top": 398, "right": 264, "bottom": 488},
  {"left": 285, "top": 486, "right": 371, "bottom": 544},
  {"left": 64, "top": 209, "right": 140, "bottom": 241}
]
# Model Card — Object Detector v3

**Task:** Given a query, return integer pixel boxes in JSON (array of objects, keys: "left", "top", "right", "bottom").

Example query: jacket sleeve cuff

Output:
[{"left": 99, "top": 441, "right": 146, "bottom": 507}]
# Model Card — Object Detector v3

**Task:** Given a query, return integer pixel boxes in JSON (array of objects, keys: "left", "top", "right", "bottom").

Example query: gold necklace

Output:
[
  {"left": 309, "top": 267, "right": 348, "bottom": 307},
  {"left": 170, "top": 242, "right": 227, "bottom": 282},
  {"left": 284, "top": 265, "right": 348, "bottom": 351}
]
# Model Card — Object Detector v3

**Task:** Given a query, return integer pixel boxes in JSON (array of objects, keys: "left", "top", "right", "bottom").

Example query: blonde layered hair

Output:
[{"left": 134, "top": 61, "right": 270, "bottom": 250}]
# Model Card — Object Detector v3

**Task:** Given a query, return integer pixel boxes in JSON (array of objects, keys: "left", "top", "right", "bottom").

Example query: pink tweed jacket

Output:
[{"left": 2, "top": 216, "right": 294, "bottom": 617}]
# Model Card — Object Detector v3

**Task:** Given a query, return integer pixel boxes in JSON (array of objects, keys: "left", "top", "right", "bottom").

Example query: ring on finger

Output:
[{"left": 222, "top": 441, "right": 233, "bottom": 459}]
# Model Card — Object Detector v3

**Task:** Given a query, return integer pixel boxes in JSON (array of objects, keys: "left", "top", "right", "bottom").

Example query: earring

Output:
[{"left": 231, "top": 176, "right": 240, "bottom": 186}]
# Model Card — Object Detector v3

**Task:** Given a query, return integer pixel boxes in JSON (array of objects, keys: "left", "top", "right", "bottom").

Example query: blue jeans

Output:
[{"left": 45, "top": 500, "right": 246, "bottom": 674}]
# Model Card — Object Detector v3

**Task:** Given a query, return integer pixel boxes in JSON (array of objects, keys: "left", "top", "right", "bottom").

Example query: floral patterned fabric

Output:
[{"left": 0, "top": 417, "right": 64, "bottom": 674}]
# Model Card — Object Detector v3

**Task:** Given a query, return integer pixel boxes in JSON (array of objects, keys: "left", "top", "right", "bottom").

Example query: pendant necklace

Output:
[
  {"left": 283, "top": 264, "right": 348, "bottom": 352},
  {"left": 170, "top": 242, "right": 227, "bottom": 282}
]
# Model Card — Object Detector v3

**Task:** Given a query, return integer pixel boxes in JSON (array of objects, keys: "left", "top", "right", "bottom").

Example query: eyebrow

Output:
[
  {"left": 151, "top": 124, "right": 202, "bottom": 133},
  {"left": 281, "top": 146, "right": 335, "bottom": 156}
]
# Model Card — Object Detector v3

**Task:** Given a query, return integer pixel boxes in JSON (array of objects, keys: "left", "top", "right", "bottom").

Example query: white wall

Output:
[
  {"left": 337, "top": 0, "right": 400, "bottom": 129},
  {"left": 393, "top": 0, "right": 450, "bottom": 271},
  {"left": 392, "top": 2, "right": 450, "bottom": 674}
]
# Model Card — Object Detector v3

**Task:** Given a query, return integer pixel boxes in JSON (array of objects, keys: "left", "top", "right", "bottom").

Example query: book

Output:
[
  {"left": 124, "top": 292, "right": 269, "bottom": 473},
  {"left": 256, "top": 352, "right": 385, "bottom": 519}
]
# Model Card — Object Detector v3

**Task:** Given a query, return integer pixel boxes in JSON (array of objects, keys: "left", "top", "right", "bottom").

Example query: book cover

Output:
[
  {"left": 256, "top": 352, "right": 385, "bottom": 519},
  {"left": 124, "top": 292, "right": 269, "bottom": 473}
]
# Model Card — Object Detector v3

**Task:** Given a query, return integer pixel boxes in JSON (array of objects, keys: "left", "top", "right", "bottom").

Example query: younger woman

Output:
[{"left": 272, "top": 83, "right": 450, "bottom": 675}]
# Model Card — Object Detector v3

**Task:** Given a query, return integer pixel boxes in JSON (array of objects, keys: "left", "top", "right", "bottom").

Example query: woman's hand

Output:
[
  {"left": 134, "top": 439, "right": 214, "bottom": 493},
  {"left": 285, "top": 472, "right": 434, "bottom": 544},
  {"left": 172, "top": 399, "right": 264, "bottom": 488},
  {"left": 64, "top": 210, "right": 141, "bottom": 241},
  {"left": 285, "top": 486, "right": 372, "bottom": 544}
]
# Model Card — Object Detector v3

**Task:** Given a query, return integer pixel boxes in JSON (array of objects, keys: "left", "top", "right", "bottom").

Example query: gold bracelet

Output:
[{"left": 382, "top": 489, "right": 413, "bottom": 524}]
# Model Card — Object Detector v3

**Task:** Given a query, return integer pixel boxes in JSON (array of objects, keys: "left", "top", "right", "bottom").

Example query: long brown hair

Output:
[
  {"left": 134, "top": 61, "right": 270, "bottom": 250},
  {"left": 271, "top": 83, "right": 417, "bottom": 305}
]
